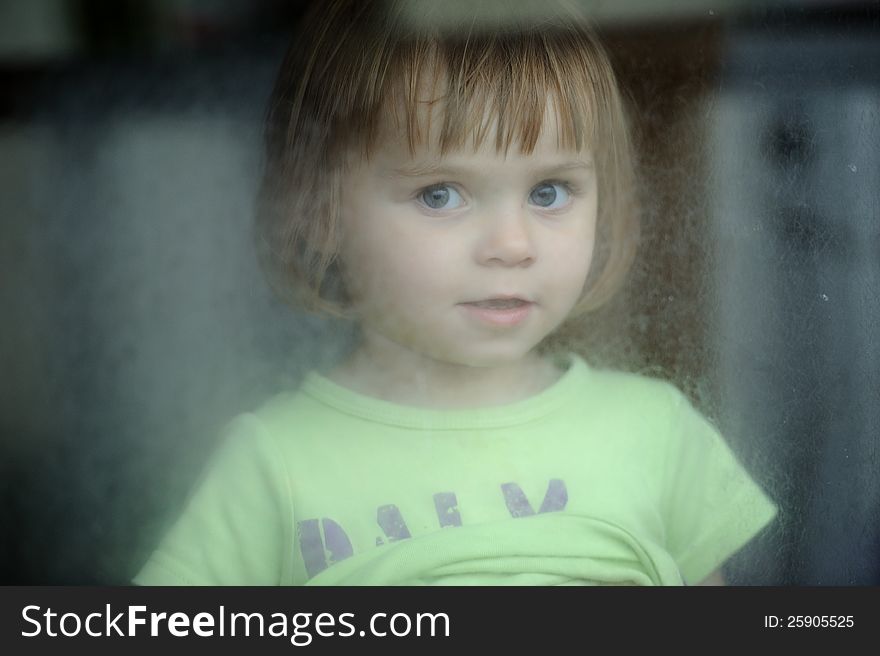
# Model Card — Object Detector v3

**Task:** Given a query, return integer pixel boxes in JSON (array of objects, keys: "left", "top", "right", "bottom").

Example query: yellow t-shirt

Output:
[{"left": 134, "top": 353, "right": 777, "bottom": 586}]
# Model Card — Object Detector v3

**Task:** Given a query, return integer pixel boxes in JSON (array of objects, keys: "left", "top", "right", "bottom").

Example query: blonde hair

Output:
[{"left": 256, "top": 0, "right": 638, "bottom": 320}]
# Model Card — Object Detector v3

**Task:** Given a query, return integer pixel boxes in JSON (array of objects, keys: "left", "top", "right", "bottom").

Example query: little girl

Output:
[{"left": 135, "top": 0, "right": 776, "bottom": 586}]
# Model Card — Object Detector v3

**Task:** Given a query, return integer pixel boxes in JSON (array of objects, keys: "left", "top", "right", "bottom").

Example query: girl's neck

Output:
[{"left": 325, "top": 335, "right": 564, "bottom": 410}]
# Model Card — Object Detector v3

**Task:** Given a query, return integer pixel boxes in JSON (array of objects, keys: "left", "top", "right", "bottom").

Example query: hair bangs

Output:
[{"left": 377, "top": 31, "right": 600, "bottom": 159}]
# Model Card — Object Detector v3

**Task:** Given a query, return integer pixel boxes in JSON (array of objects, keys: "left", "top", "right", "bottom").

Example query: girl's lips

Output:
[{"left": 459, "top": 301, "right": 534, "bottom": 326}]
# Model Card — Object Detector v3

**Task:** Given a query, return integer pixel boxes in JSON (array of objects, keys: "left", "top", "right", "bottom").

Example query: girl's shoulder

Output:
[
  {"left": 242, "top": 374, "right": 337, "bottom": 436},
  {"left": 569, "top": 355, "right": 725, "bottom": 455},
  {"left": 573, "top": 354, "right": 693, "bottom": 415}
]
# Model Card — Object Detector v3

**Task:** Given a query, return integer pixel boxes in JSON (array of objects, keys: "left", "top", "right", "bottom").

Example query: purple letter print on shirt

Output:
[
  {"left": 297, "top": 518, "right": 354, "bottom": 579},
  {"left": 433, "top": 492, "right": 462, "bottom": 527},
  {"left": 501, "top": 479, "right": 568, "bottom": 518},
  {"left": 377, "top": 504, "right": 412, "bottom": 542}
]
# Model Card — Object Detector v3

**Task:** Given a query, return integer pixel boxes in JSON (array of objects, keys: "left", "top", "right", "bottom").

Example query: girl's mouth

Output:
[
  {"left": 459, "top": 299, "right": 534, "bottom": 326},
  {"left": 467, "top": 298, "right": 529, "bottom": 309}
]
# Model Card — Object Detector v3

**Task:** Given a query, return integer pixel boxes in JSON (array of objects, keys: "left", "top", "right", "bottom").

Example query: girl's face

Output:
[{"left": 338, "top": 110, "right": 597, "bottom": 372}]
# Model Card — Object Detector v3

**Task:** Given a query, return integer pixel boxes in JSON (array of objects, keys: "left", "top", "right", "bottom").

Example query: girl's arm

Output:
[{"left": 695, "top": 569, "right": 726, "bottom": 586}]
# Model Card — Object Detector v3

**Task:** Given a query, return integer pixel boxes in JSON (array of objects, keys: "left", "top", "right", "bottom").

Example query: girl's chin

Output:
[{"left": 431, "top": 346, "right": 546, "bottom": 370}]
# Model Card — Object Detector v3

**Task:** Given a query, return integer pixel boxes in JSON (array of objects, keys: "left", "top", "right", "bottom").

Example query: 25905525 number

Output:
[
  {"left": 764, "top": 615, "right": 854, "bottom": 628},
  {"left": 787, "top": 616, "right": 853, "bottom": 628}
]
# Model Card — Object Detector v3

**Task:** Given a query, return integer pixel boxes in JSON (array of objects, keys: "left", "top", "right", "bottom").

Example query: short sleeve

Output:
[
  {"left": 660, "top": 392, "right": 777, "bottom": 585},
  {"left": 133, "top": 414, "right": 293, "bottom": 585}
]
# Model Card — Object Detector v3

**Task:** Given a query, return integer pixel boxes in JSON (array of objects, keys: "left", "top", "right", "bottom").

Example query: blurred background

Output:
[{"left": 1, "top": 0, "right": 878, "bottom": 584}]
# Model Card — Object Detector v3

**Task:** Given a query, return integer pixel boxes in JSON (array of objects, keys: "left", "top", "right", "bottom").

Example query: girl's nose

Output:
[{"left": 474, "top": 206, "right": 536, "bottom": 267}]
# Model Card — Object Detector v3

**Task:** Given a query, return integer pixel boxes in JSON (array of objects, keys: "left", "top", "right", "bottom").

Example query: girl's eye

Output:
[
  {"left": 418, "top": 184, "right": 464, "bottom": 210},
  {"left": 529, "top": 181, "right": 572, "bottom": 209}
]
